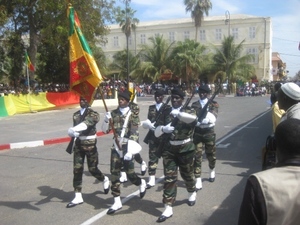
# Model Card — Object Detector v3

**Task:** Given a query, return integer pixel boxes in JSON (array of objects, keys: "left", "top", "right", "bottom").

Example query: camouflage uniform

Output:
[
  {"left": 159, "top": 106, "right": 197, "bottom": 205},
  {"left": 145, "top": 103, "right": 171, "bottom": 175},
  {"left": 108, "top": 104, "right": 143, "bottom": 197},
  {"left": 191, "top": 100, "right": 219, "bottom": 178},
  {"left": 72, "top": 107, "right": 105, "bottom": 192}
]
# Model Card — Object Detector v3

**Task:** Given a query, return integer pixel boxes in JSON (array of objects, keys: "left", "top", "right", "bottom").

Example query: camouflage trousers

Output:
[
  {"left": 147, "top": 140, "right": 160, "bottom": 176},
  {"left": 193, "top": 128, "right": 216, "bottom": 178},
  {"left": 73, "top": 139, "right": 105, "bottom": 192},
  {"left": 110, "top": 145, "right": 142, "bottom": 197},
  {"left": 162, "top": 141, "right": 196, "bottom": 205}
]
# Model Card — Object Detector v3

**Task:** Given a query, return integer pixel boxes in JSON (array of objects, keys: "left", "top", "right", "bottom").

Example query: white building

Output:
[{"left": 102, "top": 14, "right": 273, "bottom": 81}]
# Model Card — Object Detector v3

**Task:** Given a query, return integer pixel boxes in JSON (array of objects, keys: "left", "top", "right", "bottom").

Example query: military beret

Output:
[
  {"left": 154, "top": 89, "right": 165, "bottom": 97},
  {"left": 198, "top": 85, "right": 211, "bottom": 93},
  {"left": 281, "top": 82, "right": 300, "bottom": 101},
  {"left": 171, "top": 88, "right": 185, "bottom": 98},
  {"left": 118, "top": 89, "right": 132, "bottom": 102}
]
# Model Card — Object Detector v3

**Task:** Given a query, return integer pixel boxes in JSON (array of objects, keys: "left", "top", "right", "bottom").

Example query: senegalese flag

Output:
[
  {"left": 67, "top": 4, "right": 103, "bottom": 105},
  {"left": 25, "top": 51, "right": 35, "bottom": 72}
]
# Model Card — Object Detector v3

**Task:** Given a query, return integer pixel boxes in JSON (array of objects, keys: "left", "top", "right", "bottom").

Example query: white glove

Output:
[
  {"left": 162, "top": 123, "right": 175, "bottom": 133},
  {"left": 68, "top": 128, "right": 80, "bottom": 137},
  {"left": 141, "top": 119, "right": 155, "bottom": 130},
  {"left": 104, "top": 112, "right": 112, "bottom": 122},
  {"left": 196, "top": 122, "right": 201, "bottom": 127},
  {"left": 171, "top": 109, "right": 180, "bottom": 117},
  {"left": 124, "top": 152, "right": 133, "bottom": 161},
  {"left": 201, "top": 118, "right": 210, "bottom": 124}
]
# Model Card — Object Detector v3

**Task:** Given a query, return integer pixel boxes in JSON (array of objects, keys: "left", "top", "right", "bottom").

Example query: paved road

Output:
[{"left": 0, "top": 95, "right": 272, "bottom": 225}]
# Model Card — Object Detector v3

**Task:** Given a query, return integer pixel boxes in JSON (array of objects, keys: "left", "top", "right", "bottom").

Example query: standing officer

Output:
[
  {"left": 101, "top": 90, "right": 147, "bottom": 214},
  {"left": 154, "top": 88, "right": 198, "bottom": 222},
  {"left": 191, "top": 85, "right": 219, "bottom": 190},
  {"left": 141, "top": 89, "right": 170, "bottom": 189},
  {"left": 66, "top": 96, "right": 110, "bottom": 208}
]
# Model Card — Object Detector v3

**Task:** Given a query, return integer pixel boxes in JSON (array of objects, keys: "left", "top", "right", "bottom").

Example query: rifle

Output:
[
  {"left": 66, "top": 105, "right": 89, "bottom": 154},
  {"left": 155, "top": 90, "right": 196, "bottom": 158},
  {"left": 143, "top": 96, "right": 171, "bottom": 144},
  {"left": 197, "top": 84, "right": 222, "bottom": 122}
]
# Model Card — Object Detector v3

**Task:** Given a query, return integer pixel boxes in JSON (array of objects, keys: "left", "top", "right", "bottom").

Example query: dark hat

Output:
[
  {"left": 154, "top": 89, "right": 165, "bottom": 97},
  {"left": 171, "top": 88, "right": 185, "bottom": 98},
  {"left": 118, "top": 89, "right": 132, "bottom": 101},
  {"left": 198, "top": 85, "right": 211, "bottom": 93}
]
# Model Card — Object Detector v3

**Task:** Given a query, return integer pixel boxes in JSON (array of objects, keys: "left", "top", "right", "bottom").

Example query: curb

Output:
[{"left": 0, "top": 131, "right": 109, "bottom": 151}]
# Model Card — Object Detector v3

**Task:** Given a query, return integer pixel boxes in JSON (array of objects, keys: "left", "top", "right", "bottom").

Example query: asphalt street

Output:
[{"left": 0, "top": 95, "right": 272, "bottom": 225}]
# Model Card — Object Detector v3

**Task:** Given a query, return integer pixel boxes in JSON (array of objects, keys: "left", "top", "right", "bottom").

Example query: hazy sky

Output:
[{"left": 117, "top": 0, "right": 300, "bottom": 77}]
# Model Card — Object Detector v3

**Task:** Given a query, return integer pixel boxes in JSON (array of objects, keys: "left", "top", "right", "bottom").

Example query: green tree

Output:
[
  {"left": 184, "top": 0, "right": 212, "bottom": 41},
  {"left": 170, "top": 39, "right": 209, "bottom": 89},
  {"left": 138, "top": 35, "right": 175, "bottom": 82},
  {"left": 114, "top": 1, "right": 139, "bottom": 82},
  {"left": 212, "top": 36, "right": 255, "bottom": 93},
  {"left": 0, "top": 0, "right": 115, "bottom": 85}
]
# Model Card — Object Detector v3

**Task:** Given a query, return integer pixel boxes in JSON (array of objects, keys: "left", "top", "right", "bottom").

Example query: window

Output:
[
  {"left": 215, "top": 29, "right": 222, "bottom": 40},
  {"left": 232, "top": 28, "right": 238, "bottom": 39},
  {"left": 247, "top": 47, "right": 258, "bottom": 63},
  {"left": 169, "top": 32, "right": 175, "bottom": 42},
  {"left": 113, "top": 36, "right": 119, "bottom": 47},
  {"left": 199, "top": 29, "right": 206, "bottom": 41},
  {"left": 183, "top": 31, "right": 190, "bottom": 40},
  {"left": 249, "top": 27, "right": 256, "bottom": 39},
  {"left": 140, "top": 34, "right": 146, "bottom": 44},
  {"left": 128, "top": 36, "right": 132, "bottom": 46}
]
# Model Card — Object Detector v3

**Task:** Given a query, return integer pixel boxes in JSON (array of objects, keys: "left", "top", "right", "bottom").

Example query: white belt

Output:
[
  {"left": 79, "top": 134, "right": 97, "bottom": 140},
  {"left": 198, "top": 124, "right": 215, "bottom": 129},
  {"left": 169, "top": 138, "right": 191, "bottom": 146}
]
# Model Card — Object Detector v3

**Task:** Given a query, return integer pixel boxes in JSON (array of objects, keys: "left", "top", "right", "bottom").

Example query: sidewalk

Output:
[{"left": 0, "top": 98, "right": 119, "bottom": 151}]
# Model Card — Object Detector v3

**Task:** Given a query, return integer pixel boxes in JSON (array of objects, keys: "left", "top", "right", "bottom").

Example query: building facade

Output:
[{"left": 102, "top": 14, "right": 273, "bottom": 82}]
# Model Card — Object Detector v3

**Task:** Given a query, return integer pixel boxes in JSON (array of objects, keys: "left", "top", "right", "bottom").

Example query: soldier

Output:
[
  {"left": 66, "top": 96, "right": 110, "bottom": 208},
  {"left": 191, "top": 85, "right": 219, "bottom": 190},
  {"left": 141, "top": 89, "right": 170, "bottom": 189},
  {"left": 154, "top": 88, "right": 198, "bottom": 222},
  {"left": 101, "top": 90, "right": 147, "bottom": 214}
]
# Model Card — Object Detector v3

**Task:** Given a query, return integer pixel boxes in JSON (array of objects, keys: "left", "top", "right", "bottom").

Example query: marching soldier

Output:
[
  {"left": 191, "top": 85, "right": 219, "bottom": 190},
  {"left": 154, "top": 88, "right": 198, "bottom": 222},
  {"left": 101, "top": 90, "right": 147, "bottom": 214},
  {"left": 141, "top": 89, "right": 170, "bottom": 189},
  {"left": 66, "top": 96, "right": 110, "bottom": 208}
]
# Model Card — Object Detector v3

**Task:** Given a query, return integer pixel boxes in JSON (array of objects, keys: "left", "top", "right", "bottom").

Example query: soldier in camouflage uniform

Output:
[
  {"left": 101, "top": 90, "right": 147, "bottom": 215},
  {"left": 154, "top": 88, "right": 198, "bottom": 223},
  {"left": 118, "top": 101, "right": 148, "bottom": 183},
  {"left": 66, "top": 97, "right": 110, "bottom": 208},
  {"left": 141, "top": 89, "right": 170, "bottom": 189},
  {"left": 191, "top": 85, "right": 219, "bottom": 190}
]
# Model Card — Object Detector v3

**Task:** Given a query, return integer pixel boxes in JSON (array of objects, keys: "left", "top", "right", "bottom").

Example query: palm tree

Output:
[
  {"left": 184, "top": 0, "right": 212, "bottom": 41},
  {"left": 212, "top": 36, "right": 255, "bottom": 93},
  {"left": 139, "top": 35, "right": 175, "bottom": 81},
  {"left": 170, "top": 39, "right": 209, "bottom": 90},
  {"left": 114, "top": 2, "right": 139, "bottom": 83},
  {"left": 109, "top": 49, "right": 140, "bottom": 80}
]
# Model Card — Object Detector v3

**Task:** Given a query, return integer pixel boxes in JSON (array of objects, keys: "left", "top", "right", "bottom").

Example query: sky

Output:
[{"left": 117, "top": 0, "right": 300, "bottom": 78}]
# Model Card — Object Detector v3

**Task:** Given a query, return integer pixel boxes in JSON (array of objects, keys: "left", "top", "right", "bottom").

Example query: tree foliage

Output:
[{"left": 0, "top": 0, "right": 116, "bottom": 85}]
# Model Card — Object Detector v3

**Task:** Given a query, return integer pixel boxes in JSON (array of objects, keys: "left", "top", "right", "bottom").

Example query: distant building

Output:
[
  {"left": 272, "top": 52, "right": 286, "bottom": 81},
  {"left": 103, "top": 14, "right": 273, "bottom": 81}
]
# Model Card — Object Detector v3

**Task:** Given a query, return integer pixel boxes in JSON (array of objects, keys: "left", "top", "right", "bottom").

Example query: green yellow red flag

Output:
[
  {"left": 25, "top": 51, "right": 35, "bottom": 72},
  {"left": 67, "top": 4, "right": 103, "bottom": 105}
]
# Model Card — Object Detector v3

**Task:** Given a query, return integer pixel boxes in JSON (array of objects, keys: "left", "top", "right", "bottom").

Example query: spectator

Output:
[{"left": 238, "top": 118, "right": 300, "bottom": 225}]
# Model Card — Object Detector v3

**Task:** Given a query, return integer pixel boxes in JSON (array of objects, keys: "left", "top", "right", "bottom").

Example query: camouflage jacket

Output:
[
  {"left": 73, "top": 107, "right": 99, "bottom": 136},
  {"left": 159, "top": 106, "right": 197, "bottom": 141},
  {"left": 109, "top": 103, "right": 140, "bottom": 142}
]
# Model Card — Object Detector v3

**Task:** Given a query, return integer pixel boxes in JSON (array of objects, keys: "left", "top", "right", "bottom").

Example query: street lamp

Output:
[{"left": 225, "top": 10, "right": 230, "bottom": 36}]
